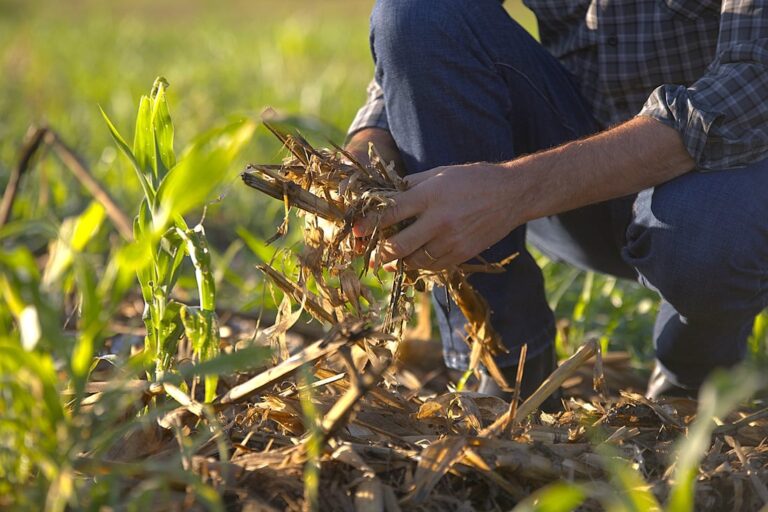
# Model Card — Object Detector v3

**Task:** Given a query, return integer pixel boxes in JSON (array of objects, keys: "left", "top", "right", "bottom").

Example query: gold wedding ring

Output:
[{"left": 423, "top": 247, "right": 438, "bottom": 262}]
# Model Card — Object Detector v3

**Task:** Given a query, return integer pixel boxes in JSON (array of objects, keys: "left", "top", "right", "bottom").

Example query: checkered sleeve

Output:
[
  {"left": 347, "top": 78, "right": 389, "bottom": 139},
  {"left": 638, "top": 0, "right": 768, "bottom": 170}
]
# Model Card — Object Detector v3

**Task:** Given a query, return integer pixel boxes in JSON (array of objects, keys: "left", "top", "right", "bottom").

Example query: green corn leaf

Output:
[
  {"left": 173, "top": 213, "right": 190, "bottom": 231},
  {"left": 572, "top": 270, "right": 594, "bottom": 322},
  {"left": 155, "top": 299, "right": 185, "bottom": 372},
  {"left": 203, "top": 379, "right": 220, "bottom": 411},
  {"left": 71, "top": 330, "right": 95, "bottom": 386},
  {"left": 667, "top": 368, "right": 763, "bottom": 512},
  {"left": 748, "top": 310, "right": 768, "bottom": 363},
  {"left": 235, "top": 225, "right": 299, "bottom": 284},
  {"left": 41, "top": 218, "right": 77, "bottom": 289},
  {"left": 69, "top": 201, "right": 106, "bottom": 251},
  {"left": 180, "top": 305, "right": 220, "bottom": 402},
  {"left": 133, "top": 95, "right": 158, "bottom": 182},
  {"left": 100, "top": 243, "right": 145, "bottom": 316},
  {"left": 178, "top": 224, "right": 216, "bottom": 312},
  {"left": 75, "top": 258, "right": 101, "bottom": 339},
  {"left": 43, "top": 201, "right": 106, "bottom": 288},
  {"left": 133, "top": 198, "right": 151, "bottom": 246},
  {"left": 157, "top": 229, "right": 186, "bottom": 296},
  {"left": 0, "top": 339, "right": 68, "bottom": 507},
  {"left": 180, "top": 306, "right": 211, "bottom": 355},
  {"left": 0, "top": 337, "right": 65, "bottom": 424},
  {"left": 133, "top": 200, "right": 155, "bottom": 304},
  {"left": 298, "top": 367, "right": 322, "bottom": 512},
  {"left": 595, "top": 443, "right": 661, "bottom": 512},
  {"left": 100, "top": 106, "right": 156, "bottom": 204},
  {"left": 510, "top": 482, "right": 586, "bottom": 512},
  {"left": 70, "top": 259, "right": 106, "bottom": 396},
  {"left": 16, "top": 304, "right": 42, "bottom": 351},
  {"left": 0, "top": 219, "right": 59, "bottom": 242},
  {"left": 154, "top": 118, "right": 256, "bottom": 230},
  {"left": 151, "top": 80, "right": 176, "bottom": 177},
  {"left": 0, "top": 248, "right": 64, "bottom": 351},
  {"left": 150, "top": 75, "right": 170, "bottom": 97}
]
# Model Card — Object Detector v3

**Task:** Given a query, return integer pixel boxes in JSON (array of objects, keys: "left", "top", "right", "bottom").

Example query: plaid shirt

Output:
[{"left": 349, "top": 0, "right": 768, "bottom": 170}]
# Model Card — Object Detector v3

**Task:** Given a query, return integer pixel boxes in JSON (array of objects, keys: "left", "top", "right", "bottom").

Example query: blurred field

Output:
[
  {"left": 1, "top": 0, "right": 373, "bottom": 235},
  {"left": 4, "top": 2, "right": 768, "bottom": 510},
  {"left": 1, "top": 0, "right": 736, "bottom": 367}
]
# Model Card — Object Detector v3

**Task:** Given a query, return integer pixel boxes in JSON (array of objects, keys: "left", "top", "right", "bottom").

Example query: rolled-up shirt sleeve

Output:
[
  {"left": 638, "top": 0, "right": 768, "bottom": 170},
  {"left": 347, "top": 78, "right": 389, "bottom": 138}
]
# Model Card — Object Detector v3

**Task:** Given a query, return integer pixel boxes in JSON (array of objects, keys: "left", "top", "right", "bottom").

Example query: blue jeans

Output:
[{"left": 370, "top": 0, "right": 768, "bottom": 387}]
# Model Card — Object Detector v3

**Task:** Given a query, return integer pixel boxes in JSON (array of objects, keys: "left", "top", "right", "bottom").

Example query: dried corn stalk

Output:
[{"left": 242, "top": 122, "right": 514, "bottom": 388}]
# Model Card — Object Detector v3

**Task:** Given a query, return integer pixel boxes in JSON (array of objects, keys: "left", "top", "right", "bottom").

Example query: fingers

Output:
[
  {"left": 371, "top": 244, "right": 456, "bottom": 272},
  {"left": 403, "top": 244, "right": 447, "bottom": 270},
  {"left": 377, "top": 213, "right": 444, "bottom": 264},
  {"left": 366, "top": 249, "right": 399, "bottom": 272},
  {"left": 352, "top": 167, "right": 445, "bottom": 237},
  {"left": 425, "top": 252, "right": 460, "bottom": 272},
  {"left": 403, "top": 166, "right": 441, "bottom": 188},
  {"left": 352, "top": 185, "right": 425, "bottom": 237},
  {"left": 353, "top": 166, "right": 452, "bottom": 268}
]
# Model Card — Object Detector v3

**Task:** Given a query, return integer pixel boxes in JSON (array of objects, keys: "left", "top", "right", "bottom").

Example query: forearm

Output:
[{"left": 506, "top": 116, "right": 695, "bottom": 223}]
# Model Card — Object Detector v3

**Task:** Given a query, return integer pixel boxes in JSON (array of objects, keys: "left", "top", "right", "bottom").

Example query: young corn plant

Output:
[
  {"left": 101, "top": 77, "right": 255, "bottom": 400},
  {"left": 0, "top": 236, "right": 231, "bottom": 510},
  {"left": 0, "top": 218, "right": 141, "bottom": 510},
  {"left": 1, "top": 77, "right": 257, "bottom": 510}
]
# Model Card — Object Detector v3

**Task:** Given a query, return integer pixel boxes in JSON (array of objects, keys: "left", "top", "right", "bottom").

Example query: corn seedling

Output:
[{"left": 101, "top": 77, "right": 255, "bottom": 399}]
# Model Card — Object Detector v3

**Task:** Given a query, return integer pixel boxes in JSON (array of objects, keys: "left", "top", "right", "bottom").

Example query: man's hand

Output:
[
  {"left": 353, "top": 163, "right": 520, "bottom": 270},
  {"left": 345, "top": 127, "right": 405, "bottom": 175},
  {"left": 353, "top": 117, "right": 696, "bottom": 271}
]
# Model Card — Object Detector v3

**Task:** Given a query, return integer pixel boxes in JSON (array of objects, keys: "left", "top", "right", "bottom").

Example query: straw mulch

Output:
[{"left": 87, "top": 125, "right": 768, "bottom": 511}]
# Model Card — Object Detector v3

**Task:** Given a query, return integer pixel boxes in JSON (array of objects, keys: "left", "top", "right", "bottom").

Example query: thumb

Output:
[{"left": 404, "top": 167, "right": 441, "bottom": 189}]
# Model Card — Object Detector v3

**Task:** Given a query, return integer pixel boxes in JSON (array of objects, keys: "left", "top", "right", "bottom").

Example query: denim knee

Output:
[
  {"left": 371, "top": 0, "right": 478, "bottom": 65},
  {"left": 623, "top": 180, "right": 768, "bottom": 321}
]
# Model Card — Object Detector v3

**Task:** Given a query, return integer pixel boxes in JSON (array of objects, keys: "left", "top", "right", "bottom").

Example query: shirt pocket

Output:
[{"left": 661, "top": 0, "right": 720, "bottom": 19}]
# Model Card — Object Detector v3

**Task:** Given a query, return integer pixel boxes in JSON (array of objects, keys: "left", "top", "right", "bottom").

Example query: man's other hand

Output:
[{"left": 344, "top": 127, "right": 405, "bottom": 175}]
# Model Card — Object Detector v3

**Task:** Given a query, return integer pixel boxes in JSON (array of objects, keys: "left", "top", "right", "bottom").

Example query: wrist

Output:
[{"left": 494, "top": 157, "right": 541, "bottom": 226}]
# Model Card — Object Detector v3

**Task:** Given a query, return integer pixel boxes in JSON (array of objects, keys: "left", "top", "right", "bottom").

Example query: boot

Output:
[
  {"left": 478, "top": 344, "right": 562, "bottom": 413},
  {"left": 645, "top": 361, "right": 699, "bottom": 400}
]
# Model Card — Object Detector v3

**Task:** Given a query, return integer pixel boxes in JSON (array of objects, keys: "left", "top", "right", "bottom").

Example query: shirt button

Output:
[{"left": 607, "top": 36, "right": 619, "bottom": 46}]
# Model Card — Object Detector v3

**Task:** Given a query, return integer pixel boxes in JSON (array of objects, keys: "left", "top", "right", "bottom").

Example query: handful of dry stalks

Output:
[{"left": 242, "top": 122, "right": 515, "bottom": 389}]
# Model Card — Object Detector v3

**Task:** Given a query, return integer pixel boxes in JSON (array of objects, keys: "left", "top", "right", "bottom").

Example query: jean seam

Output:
[
  {"left": 493, "top": 61, "right": 579, "bottom": 138},
  {"left": 453, "top": 0, "right": 577, "bottom": 137}
]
